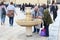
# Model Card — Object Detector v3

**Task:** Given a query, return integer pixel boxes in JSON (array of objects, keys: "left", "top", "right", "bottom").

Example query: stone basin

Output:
[
  {"left": 16, "top": 19, "right": 42, "bottom": 37},
  {"left": 16, "top": 7, "right": 42, "bottom": 37},
  {"left": 16, "top": 19, "right": 42, "bottom": 26}
]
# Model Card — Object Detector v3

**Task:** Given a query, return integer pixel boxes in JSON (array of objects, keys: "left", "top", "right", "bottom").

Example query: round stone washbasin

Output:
[
  {"left": 16, "top": 7, "right": 42, "bottom": 37},
  {"left": 16, "top": 19, "right": 42, "bottom": 37},
  {"left": 16, "top": 19, "right": 42, "bottom": 26}
]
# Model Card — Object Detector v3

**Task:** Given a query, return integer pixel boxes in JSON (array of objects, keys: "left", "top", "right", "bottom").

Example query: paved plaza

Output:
[{"left": 0, "top": 7, "right": 60, "bottom": 40}]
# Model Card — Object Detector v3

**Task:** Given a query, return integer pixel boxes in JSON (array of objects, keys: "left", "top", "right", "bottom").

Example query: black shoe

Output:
[
  {"left": 33, "top": 31, "right": 36, "bottom": 33},
  {"left": 36, "top": 31, "right": 39, "bottom": 33},
  {"left": 44, "top": 35, "right": 49, "bottom": 37},
  {"left": 10, "top": 24, "right": 13, "bottom": 26},
  {"left": 1, "top": 23, "right": 3, "bottom": 25}
]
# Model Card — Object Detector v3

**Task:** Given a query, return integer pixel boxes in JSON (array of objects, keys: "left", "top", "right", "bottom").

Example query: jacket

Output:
[{"left": 43, "top": 9, "right": 53, "bottom": 25}]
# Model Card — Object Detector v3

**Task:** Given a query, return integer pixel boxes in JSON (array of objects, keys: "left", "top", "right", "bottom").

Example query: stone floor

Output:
[{"left": 0, "top": 7, "right": 60, "bottom": 40}]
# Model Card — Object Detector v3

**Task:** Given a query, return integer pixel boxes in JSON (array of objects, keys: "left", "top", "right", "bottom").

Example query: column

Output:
[
  {"left": 55, "top": 0, "right": 56, "bottom": 2},
  {"left": 26, "top": 26, "right": 32, "bottom": 37},
  {"left": 39, "top": 0, "right": 47, "bottom": 5},
  {"left": 50, "top": 0, "right": 56, "bottom": 4}
]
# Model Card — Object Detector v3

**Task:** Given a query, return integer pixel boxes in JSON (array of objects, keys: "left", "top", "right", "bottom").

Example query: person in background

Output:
[
  {"left": 0, "top": 4, "right": 1, "bottom": 23},
  {"left": 0, "top": 2, "right": 6, "bottom": 25},
  {"left": 38, "top": 4, "right": 44, "bottom": 28},
  {"left": 50, "top": 1, "right": 58, "bottom": 21},
  {"left": 38, "top": 4, "right": 40, "bottom": 8},
  {"left": 7, "top": 2, "right": 17, "bottom": 26},
  {"left": 22, "top": 3, "right": 25, "bottom": 11},
  {"left": 31, "top": 6, "right": 42, "bottom": 33}
]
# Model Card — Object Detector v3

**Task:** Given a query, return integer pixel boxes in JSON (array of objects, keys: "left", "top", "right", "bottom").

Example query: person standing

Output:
[
  {"left": 0, "top": 2, "right": 6, "bottom": 25},
  {"left": 50, "top": 2, "right": 58, "bottom": 21},
  {"left": 0, "top": 4, "right": 1, "bottom": 23},
  {"left": 43, "top": 8, "right": 52, "bottom": 37},
  {"left": 7, "top": 2, "right": 16, "bottom": 26},
  {"left": 22, "top": 3, "right": 25, "bottom": 11}
]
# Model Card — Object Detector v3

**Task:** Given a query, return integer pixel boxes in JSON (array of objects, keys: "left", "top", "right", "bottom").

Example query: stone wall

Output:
[{"left": 2, "top": 0, "right": 47, "bottom": 4}]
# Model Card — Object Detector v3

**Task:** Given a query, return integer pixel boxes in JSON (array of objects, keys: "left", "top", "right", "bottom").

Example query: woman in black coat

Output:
[{"left": 50, "top": 3, "right": 58, "bottom": 21}]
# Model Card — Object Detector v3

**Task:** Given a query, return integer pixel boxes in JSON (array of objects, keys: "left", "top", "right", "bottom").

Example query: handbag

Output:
[
  {"left": 7, "top": 10, "right": 14, "bottom": 17},
  {"left": 39, "top": 28, "right": 46, "bottom": 36}
]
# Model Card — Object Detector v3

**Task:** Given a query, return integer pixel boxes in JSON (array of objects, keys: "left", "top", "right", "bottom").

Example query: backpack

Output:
[{"left": 2, "top": 8, "right": 6, "bottom": 15}]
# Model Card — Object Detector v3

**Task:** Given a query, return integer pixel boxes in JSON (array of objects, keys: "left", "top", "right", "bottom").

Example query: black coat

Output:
[
  {"left": 50, "top": 5, "right": 58, "bottom": 20},
  {"left": 50, "top": 5, "right": 58, "bottom": 13}
]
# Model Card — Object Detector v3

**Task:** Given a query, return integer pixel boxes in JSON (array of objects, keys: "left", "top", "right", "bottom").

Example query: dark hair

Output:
[
  {"left": 52, "top": 0, "right": 55, "bottom": 4},
  {"left": 42, "top": 4, "right": 47, "bottom": 9},
  {"left": 38, "top": 4, "right": 40, "bottom": 8},
  {"left": 1, "top": 2, "right": 4, "bottom": 5},
  {"left": 10, "top": 2, "right": 13, "bottom": 5}
]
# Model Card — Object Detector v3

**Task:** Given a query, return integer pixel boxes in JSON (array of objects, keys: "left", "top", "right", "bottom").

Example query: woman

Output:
[
  {"left": 50, "top": 2, "right": 58, "bottom": 21},
  {"left": 7, "top": 2, "right": 16, "bottom": 26},
  {"left": 0, "top": 2, "right": 6, "bottom": 25},
  {"left": 43, "top": 9, "right": 52, "bottom": 37}
]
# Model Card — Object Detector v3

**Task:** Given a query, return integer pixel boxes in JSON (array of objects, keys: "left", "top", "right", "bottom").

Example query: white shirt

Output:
[{"left": 7, "top": 5, "right": 16, "bottom": 14}]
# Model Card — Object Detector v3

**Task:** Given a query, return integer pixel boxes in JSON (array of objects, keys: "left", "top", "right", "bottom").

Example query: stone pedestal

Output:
[{"left": 26, "top": 26, "right": 32, "bottom": 37}]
